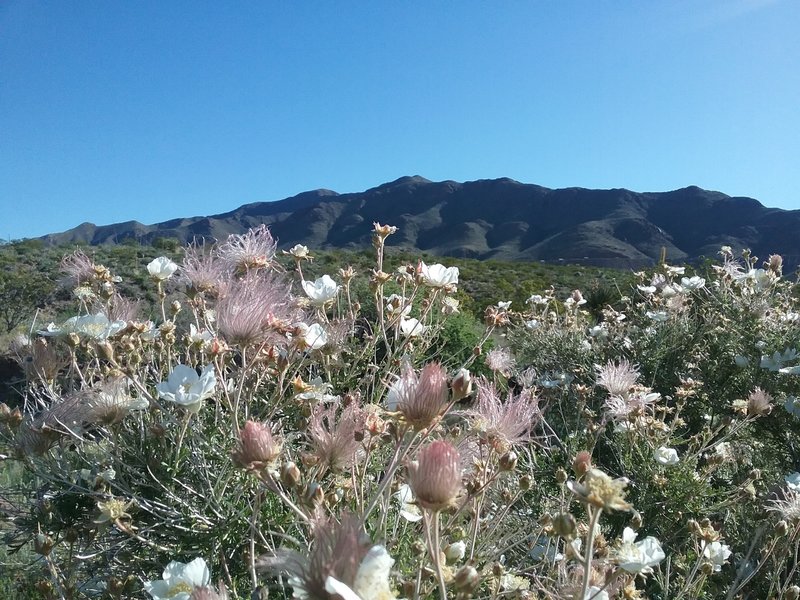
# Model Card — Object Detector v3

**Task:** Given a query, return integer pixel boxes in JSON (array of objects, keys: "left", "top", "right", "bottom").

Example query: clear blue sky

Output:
[{"left": 1, "top": 1, "right": 798, "bottom": 240}]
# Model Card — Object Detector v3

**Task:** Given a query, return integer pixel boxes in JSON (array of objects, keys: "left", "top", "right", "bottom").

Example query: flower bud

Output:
[
  {"left": 170, "top": 300, "right": 182, "bottom": 315},
  {"left": 280, "top": 462, "right": 301, "bottom": 488},
  {"left": 572, "top": 451, "right": 592, "bottom": 477},
  {"left": 776, "top": 520, "right": 789, "bottom": 536},
  {"left": 700, "top": 562, "right": 715, "bottom": 576},
  {"left": 553, "top": 512, "right": 577, "bottom": 539},
  {"left": 786, "top": 585, "right": 800, "bottom": 600},
  {"left": 451, "top": 368, "right": 473, "bottom": 401},
  {"left": 444, "top": 541, "right": 467, "bottom": 564},
  {"left": 555, "top": 468, "right": 568, "bottom": 484},
  {"left": 519, "top": 475, "right": 532, "bottom": 491},
  {"left": 34, "top": 532, "right": 54, "bottom": 556},
  {"left": 233, "top": 421, "right": 282, "bottom": 469},
  {"left": 499, "top": 451, "right": 518, "bottom": 472},
  {"left": 454, "top": 565, "right": 480, "bottom": 592}
]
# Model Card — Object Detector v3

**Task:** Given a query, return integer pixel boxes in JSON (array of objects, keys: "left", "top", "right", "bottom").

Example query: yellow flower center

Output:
[{"left": 166, "top": 582, "right": 193, "bottom": 596}]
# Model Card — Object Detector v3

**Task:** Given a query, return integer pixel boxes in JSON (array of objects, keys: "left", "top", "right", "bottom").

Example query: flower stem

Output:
[{"left": 579, "top": 507, "right": 603, "bottom": 600}]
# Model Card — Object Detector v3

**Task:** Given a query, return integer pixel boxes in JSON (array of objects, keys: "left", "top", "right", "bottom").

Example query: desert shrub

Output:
[{"left": 1, "top": 233, "right": 800, "bottom": 600}]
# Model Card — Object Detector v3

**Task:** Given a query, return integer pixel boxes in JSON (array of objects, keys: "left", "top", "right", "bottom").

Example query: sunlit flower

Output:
[
  {"left": 568, "top": 468, "right": 631, "bottom": 512},
  {"left": 285, "top": 244, "right": 312, "bottom": 260},
  {"left": 302, "top": 275, "right": 340, "bottom": 306},
  {"left": 596, "top": 359, "right": 639, "bottom": 396},
  {"left": 216, "top": 272, "right": 296, "bottom": 347},
  {"left": 681, "top": 275, "right": 705, "bottom": 291},
  {"left": 584, "top": 587, "right": 609, "bottom": 600},
  {"left": 526, "top": 294, "right": 548, "bottom": 306},
  {"left": 293, "top": 376, "right": 340, "bottom": 404},
  {"left": 616, "top": 527, "right": 665, "bottom": 574},
  {"left": 145, "top": 557, "right": 211, "bottom": 600},
  {"left": 147, "top": 257, "right": 179, "bottom": 281},
  {"left": 702, "top": 541, "right": 731, "bottom": 572},
  {"left": 39, "top": 313, "right": 128, "bottom": 340},
  {"left": 218, "top": 225, "right": 277, "bottom": 271},
  {"left": 385, "top": 362, "right": 449, "bottom": 430},
  {"left": 484, "top": 347, "right": 516, "bottom": 377},
  {"left": 418, "top": 262, "right": 459, "bottom": 288},
  {"left": 654, "top": 447, "right": 679, "bottom": 466},
  {"left": 296, "top": 323, "right": 328, "bottom": 350},
  {"left": 187, "top": 324, "right": 214, "bottom": 348},
  {"left": 761, "top": 348, "right": 798, "bottom": 372},
  {"left": 646, "top": 310, "right": 669, "bottom": 322},
  {"left": 399, "top": 317, "right": 428, "bottom": 337},
  {"left": 470, "top": 378, "right": 540, "bottom": 451},
  {"left": 95, "top": 497, "right": 134, "bottom": 524},
  {"left": 157, "top": 364, "right": 216, "bottom": 413}
]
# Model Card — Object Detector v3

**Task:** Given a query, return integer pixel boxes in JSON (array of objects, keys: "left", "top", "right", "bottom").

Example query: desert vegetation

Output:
[{"left": 1, "top": 226, "right": 799, "bottom": 599}]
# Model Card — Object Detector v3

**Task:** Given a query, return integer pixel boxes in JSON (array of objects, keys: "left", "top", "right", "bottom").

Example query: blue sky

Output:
[{"left": 1, "top": 1, "right": 798, "bottom": 240}]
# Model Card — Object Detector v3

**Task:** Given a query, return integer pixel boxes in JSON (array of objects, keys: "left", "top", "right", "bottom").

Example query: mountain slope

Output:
[{"left": 41, "top": 176, "right": 800, "bottom": 269}]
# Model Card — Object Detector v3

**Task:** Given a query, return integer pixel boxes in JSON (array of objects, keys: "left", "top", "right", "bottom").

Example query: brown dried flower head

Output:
[{"left": 233, "top": 420, "right": 282, "bottom": 470}]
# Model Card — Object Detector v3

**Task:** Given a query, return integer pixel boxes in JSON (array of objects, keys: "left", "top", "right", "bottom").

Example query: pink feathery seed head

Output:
[
  {"left": 215, "top": 271, "right": 298, "bottom": 347},
  {"left": 308, "top": 402, "right": 365, "bottom": 474},
  {"left": 596, "top": 359, "right": 640, "bottom": 396},
  {"left": 260, "top": 513, "right": 372, "bottom": 599},
  {"left": 106, "top": 293, "right": 140, "bottom": 322},
  {"left": 217, "top": 225, "right": 277, "bottom": 272},
  {"left": 233, "top": 420, "right": 282, "bottom": 469},
  {"left": 473, "top": 378, "right": 540, "bottom": 450},
  {"left": 396, "top": 362, "right": 449, "bottom": 430},
  {"left": 485, "top": 347, "right": 516, "bottom": 377},
  {"left": 181, "top": 241, "right": 226, "bottom": 295},
  {"left": 409, "top": 440, "right": 462, "bottom": 511},
  {"left": 747, "top": 387, "right": 773, "bottom": 416},
  {"left": 189, "top": 584, "right": 229, "bottom": 600},
  {"left": 59, "top": 249, "right": 96, "bottom": 284}
]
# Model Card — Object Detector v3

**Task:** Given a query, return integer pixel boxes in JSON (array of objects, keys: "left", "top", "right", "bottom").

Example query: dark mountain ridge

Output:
[{"left": 41, "top": 176, "right": 800, "bottom": 270}]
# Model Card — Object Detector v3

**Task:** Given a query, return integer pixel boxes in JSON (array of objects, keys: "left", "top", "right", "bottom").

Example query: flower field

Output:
[{"left": 1, "top": 226, "right": 799, "bottom": 599}]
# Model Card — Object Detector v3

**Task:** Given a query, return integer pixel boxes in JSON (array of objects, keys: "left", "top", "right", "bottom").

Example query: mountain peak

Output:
[{"left": 39, "top": 177, "right": 799, "bottom": 271}]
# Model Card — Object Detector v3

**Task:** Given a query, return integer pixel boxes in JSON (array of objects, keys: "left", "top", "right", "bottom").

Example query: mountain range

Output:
[{"left": 41, "top": 176, "right": 800, "bottom": 270}]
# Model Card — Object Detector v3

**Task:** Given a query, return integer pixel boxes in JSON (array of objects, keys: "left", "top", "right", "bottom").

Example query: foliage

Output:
[{"left": 1, "top": 233, "right": 800, "bottom": 600}]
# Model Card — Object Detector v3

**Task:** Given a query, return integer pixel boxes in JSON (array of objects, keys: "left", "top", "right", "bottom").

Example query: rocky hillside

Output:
[{"left": 41, "top": 176, "right": 800, "bottom": 269}]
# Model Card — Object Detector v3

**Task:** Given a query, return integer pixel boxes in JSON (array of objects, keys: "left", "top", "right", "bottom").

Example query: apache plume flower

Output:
[
  {"left": 417, "top": 261, "right": 459, "bottom": 288},
  {"left": 408, "top": 440, "right": 462, "bottom": 511},
  {"left": 86, "top": 377, "right": 149, "bottom": 425},
  {"left": 307, "top": 402, "right": 365, "bottom": 473},
  {"left": 216, "top": 271, "right": 297, "bottom": 347},
  {"left": 145, "top": 557, "right": 211, "bottom": 600},
  {"left": 568, "top": 468, "right": 632, "bottom": 512},
  {"left": 181, "top": 242, "right": 226, "bottom": 295},
  {"left": 302, "top": 275, "right": 340, "bottom": 306},
  {"left": 596, "top": 359, "right": 639, "bottom": 396},
  {"left": 385, "top": 363, "right": 449, "bottom": 430},
  {"left": 217, "top": 225, "right": 277, "bottom": 272},
  {"left": 484, "top": 347, "right": 516, "bottom": 377},
  {"left": 147, "top": 257, "right": 179, "bottom": 281},
  {"left": 470, "top": 378, "right": 540, "bottom": 451},
  {"left": 233, "top": 420, "right": 282, "bottom": 470}
]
